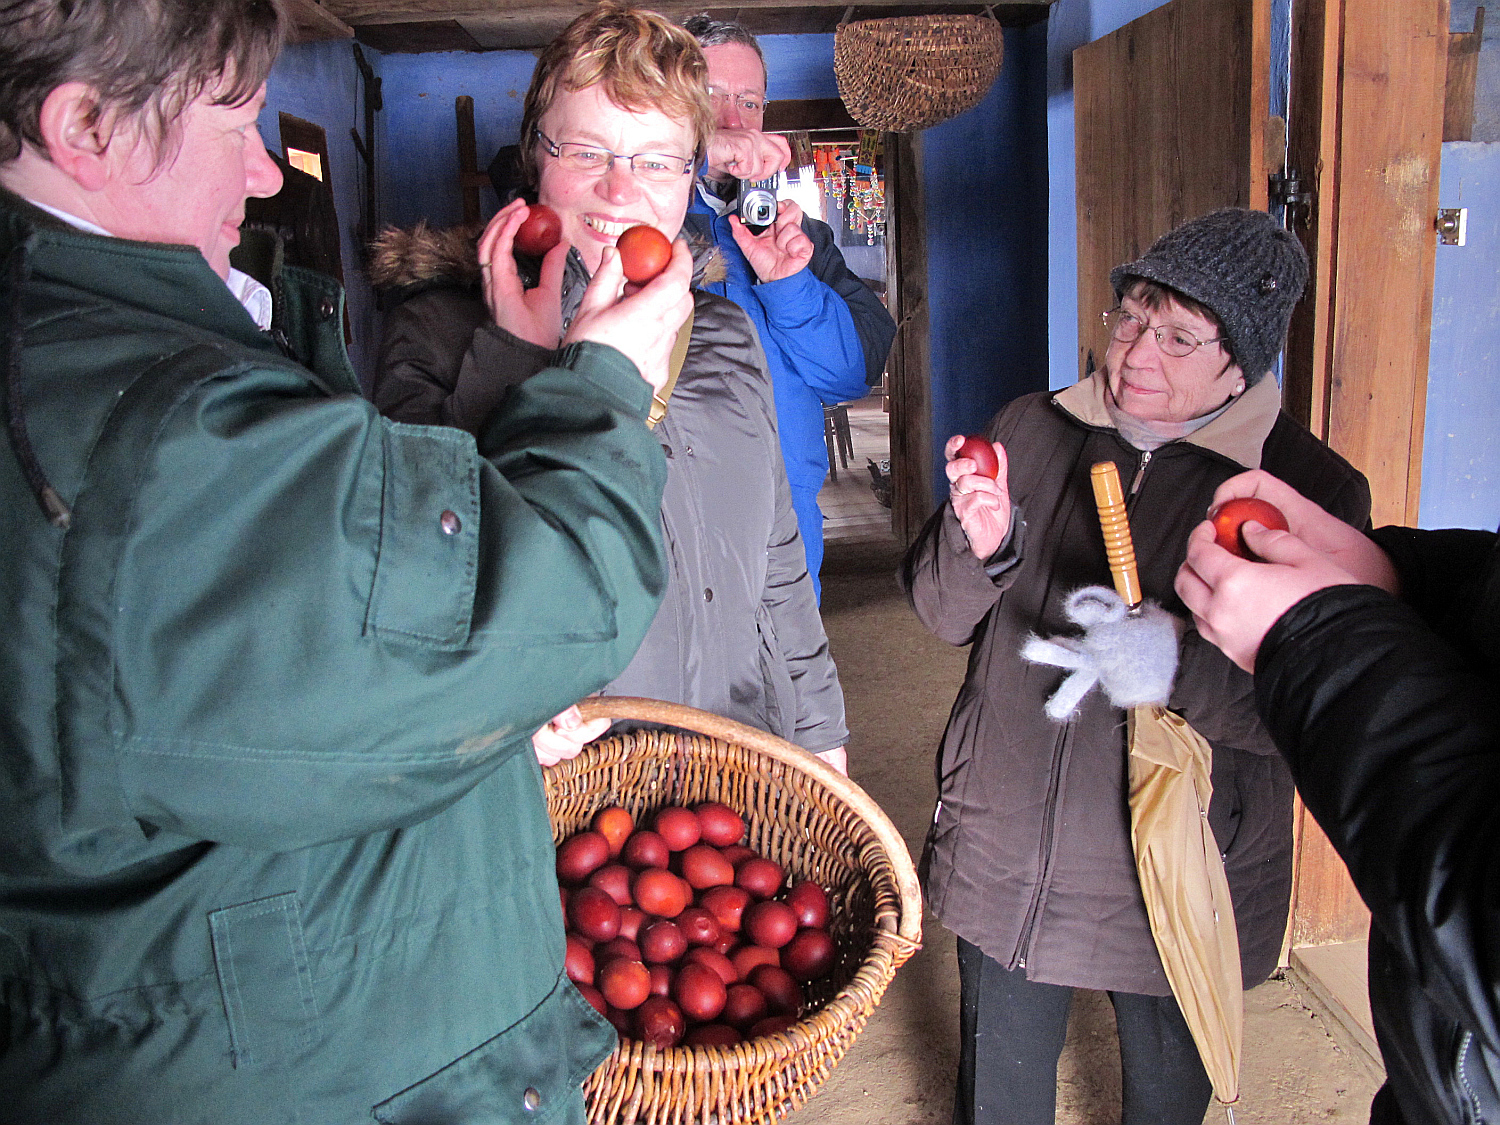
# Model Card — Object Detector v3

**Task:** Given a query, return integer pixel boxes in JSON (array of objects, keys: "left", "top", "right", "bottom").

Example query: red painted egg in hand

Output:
[
  {"left": 514, "top": 204, "right": 562, "bottom": 257},
  {"left": 955, "top": 435, "right": 999, "bottom": 479},
  {"left": 1211, "top": 497, "right": 1288, "bottom": 560},
  {"left": 616, "top": 225, "right": 673, "bottom": 283}
]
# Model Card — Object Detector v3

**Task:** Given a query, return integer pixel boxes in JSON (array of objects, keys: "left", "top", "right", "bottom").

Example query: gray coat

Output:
[
  {"left": 373, "top": 232, "right": 847, "bottom": 753},
  {"left": 901, "top": 373, "right": 1371, "bottom": 995}
]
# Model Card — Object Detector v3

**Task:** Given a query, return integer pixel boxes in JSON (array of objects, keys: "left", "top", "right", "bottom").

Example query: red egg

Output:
[
  {"left": 701, "top": 885, "right": 752, "bottom": 932},
  {"left": 598, "top": 958, "right": 651, "bottom": 1011},
  {"left": 785, "top": 881, "right": 830, "bottom": 929},
  {"left": 564, "top": 934, "right": 595, "bottom": 986},
  {"left": 576, "top": 981, "right": 608, "bottom": 1017},
  {"left": 514, "top": 203, "right": 562, "bottom": 257},
  {"left": 675, "top": 906, "right": 722, "bottom": 948},
  {"left": 673, "top": 961, "right": 728, "bottom": 1023},
  {"left": 681, "top": 845, "right": 735, "bottom": 891},
  {"left": 730, "top": 944, "right": 781, "bottom": 981},
  {"left": 744, "top": 900, "right": 798, "bottom": 949},
  {"left": 567, "top": 886, "right": 621, "bottom": 942},
  {"left": 955, "top": 435, "right": 1000, "bottom": 479},
  {"left": 683, "top": 946, "right": 738, "bottom": 988},
  {"left": 633, "top": 868, "right": 691, "bottom": 918},
  {"left": 722, "top": 983, "right": 770, "bottom": 1030},
  {"left": 719, "top": 845, "right": 756, "bottom": 868},
  {"left": 591, "top": 806, "right": 634, "bottom": 857},
  {"left": 617, "top": 906, "right": 645, "bottom": 943},
  {"left": 634, "top": 996, "right": 686, "bottom": 1048},
  {"left": 694, "top": 802, "right": 746, "bottom": 847},
  {"left": 748, "top": 964, "right": 804, "bottom": 1017},
  {"left": 654, "top": 807, "right": 702, "bottom": 851},
  {"left": 605, "top": 1005, "right": 634, "bottom": 1036},
  {"left": 648, "top": 963, "right": 673, "bottom": 998},
  {"left": 616, "top": 225, "right": 673, "bottom": 283},
  {"left": 588, "top": 864, "right": 634, "bottom": 907},
  {"left": 1211, "top": 496, "right": 1289, "bottom": 560},
  {"left": 622, "top": 830, "right": 671, "bottom": 870},
  {"left": 780, "top": 927, "right": 836, "bottom": 981},
  {"left": 593, "top": 936, "right": 643, "bottom": 965},
  {"left": 556, "top": 831, "right": 610, "bottom": 884},
  {"left": 640, "top": 919, "right": 688, "bottom": 964},
  {"left": 735, "top": 857, "right": 784, "bottom": 900}
]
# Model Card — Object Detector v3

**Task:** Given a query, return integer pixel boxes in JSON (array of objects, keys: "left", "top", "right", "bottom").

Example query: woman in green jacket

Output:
[{"left": 0, "top": 0, "right": 693, "bottom": 1120}]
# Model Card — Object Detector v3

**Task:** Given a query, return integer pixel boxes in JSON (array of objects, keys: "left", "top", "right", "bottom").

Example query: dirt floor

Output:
[{"left": 788, "top": 541, "right": 1383, "bottom": 1125}]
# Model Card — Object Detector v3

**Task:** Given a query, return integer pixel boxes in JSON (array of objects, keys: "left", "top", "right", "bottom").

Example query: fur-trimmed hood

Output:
[{"left": 368, "top": 220, "right": 724, "bottom": 294}]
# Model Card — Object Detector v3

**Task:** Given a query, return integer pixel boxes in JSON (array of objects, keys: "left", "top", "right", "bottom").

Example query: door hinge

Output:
[{"left": 1269, "top": 168, "right": 1313, "bottom": 229}]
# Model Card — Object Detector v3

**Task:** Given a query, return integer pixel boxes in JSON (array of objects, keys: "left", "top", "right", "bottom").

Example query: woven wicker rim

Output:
[
  {"left": 834, "top": 13, "right": 1005, "bottom": 132},
  {"left": 554, "top": 697, "right": 923, "bottom": 1123}
]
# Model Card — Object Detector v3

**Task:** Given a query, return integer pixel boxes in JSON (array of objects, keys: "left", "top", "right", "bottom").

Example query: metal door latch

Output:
[{"left": 1437, "top": 208, "right": 1468, "bottom": 246}]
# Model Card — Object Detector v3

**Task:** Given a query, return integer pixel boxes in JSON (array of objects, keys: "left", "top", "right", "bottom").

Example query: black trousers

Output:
[{"left": 954, "top": 937, "right": 1215, "bottom": 1125}]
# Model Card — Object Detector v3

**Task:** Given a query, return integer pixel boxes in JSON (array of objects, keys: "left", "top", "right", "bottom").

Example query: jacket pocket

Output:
[
  {"left": 209, "top": 892, "right": 321, "bottom": 1069},
  {"left": 372, "top": 973, "right": 616, "bottom": 1124},
  {"left": 370, "top": 423, "right": 480, "bottom": 647}
]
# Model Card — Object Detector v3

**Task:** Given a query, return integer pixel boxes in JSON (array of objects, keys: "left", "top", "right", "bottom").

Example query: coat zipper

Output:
[
  {"left": 1129, "top": 449, "right": 1153, "bottom": 498},
  {"left": 1013, "top": 722, "right": 1071, "bottom": 969}
]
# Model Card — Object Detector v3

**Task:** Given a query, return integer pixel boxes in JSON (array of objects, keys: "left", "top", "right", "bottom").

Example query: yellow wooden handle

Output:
[{"left": 1090, "top": 461, "right": 1142, "bottom": 608}]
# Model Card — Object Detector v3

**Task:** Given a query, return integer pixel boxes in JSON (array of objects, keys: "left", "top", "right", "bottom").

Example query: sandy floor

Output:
[{"left": 789, "top": 543, "right": 1383, "bottom": 1125}]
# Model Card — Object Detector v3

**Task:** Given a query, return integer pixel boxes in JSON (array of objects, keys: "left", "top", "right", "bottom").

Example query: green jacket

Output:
[{"left": 0, "top": 191, "right": 662, "bottom": 1122}]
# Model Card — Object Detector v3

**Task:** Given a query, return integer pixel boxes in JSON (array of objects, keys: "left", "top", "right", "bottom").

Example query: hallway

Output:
[{"left": 786, "top": 539, "right": 1384, "bottom": 1124}]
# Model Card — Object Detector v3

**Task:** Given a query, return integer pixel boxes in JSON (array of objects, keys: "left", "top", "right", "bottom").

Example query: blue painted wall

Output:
[
  {"left": 377, "top": 49, "right": 539, "bottom": 231},
  {"left": 925, "top": 23, "right": 1050, "bottom": 498},
  {"left": 1421, "top": 142, "right": 1500, "bottom": 531},
  {"left": 260, "top": 39, "right": 381, "bottom": 383}
]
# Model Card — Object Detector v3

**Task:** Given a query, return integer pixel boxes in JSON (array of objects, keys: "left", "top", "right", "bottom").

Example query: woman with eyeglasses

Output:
[
  {"left": 372, "top": 2, "right": 847, "bottom": 772},
  {"left": 900, "top": 209, "right": 1371, "bottom": 1125}
]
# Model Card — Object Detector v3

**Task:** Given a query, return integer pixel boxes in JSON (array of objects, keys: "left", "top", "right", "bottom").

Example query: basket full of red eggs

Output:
[{"left": 544, "top": 697, "right": 922, "bottom": 1125}]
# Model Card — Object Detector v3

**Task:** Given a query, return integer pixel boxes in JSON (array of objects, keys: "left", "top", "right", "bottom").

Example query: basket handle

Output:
[{"left": 573, "top": 696, "right": 923, "bottom": 948}]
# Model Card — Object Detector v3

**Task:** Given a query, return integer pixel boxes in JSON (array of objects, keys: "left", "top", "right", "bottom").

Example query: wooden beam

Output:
[
  {"left": 324, "top": 0, "right": 1050, "bottom": 23},
  {"left": 886, "top": 131, "right": 932, "bottom": 543},
  {"left": 1445, "top": 7, "right": 1484, "bottom": 141},
  {"left": 764, "top": 98, "right": 858, "bottom": 133},
  {"left": 286, "top": 0, "right": 355, "bottom": 41}
]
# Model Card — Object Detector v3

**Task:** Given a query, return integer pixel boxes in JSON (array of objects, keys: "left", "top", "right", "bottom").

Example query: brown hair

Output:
[
  {"left": 518, "top": 2, "right": 712, "bottom": 188},
  {"left": 1121, "top": 278, "right": 1236, "bottom": 367},
  {"left": 0, "top": 0, "right": 285, "bottom": 166}
]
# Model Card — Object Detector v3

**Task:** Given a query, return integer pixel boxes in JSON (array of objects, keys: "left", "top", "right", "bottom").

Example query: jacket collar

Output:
[
  {"left": 1052, "top": 369, "right": 1281, "bottom": 469},
  {"left": 0, "top": 188, "right": 278, "bottom": 358}
]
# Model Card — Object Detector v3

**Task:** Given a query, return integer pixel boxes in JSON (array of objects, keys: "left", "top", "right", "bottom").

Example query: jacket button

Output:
[
  {"left": 318, "top": 296, "right": 336, "bottom": 319},
  {"left": 522, "top": 1087, "right": 541, "bottom": 1111},
  {"left": 440, "top": 510, "right": 462, "bottom": 535},
  {"left": 703, "top": 587, "right": 713, "bottom": 602}
]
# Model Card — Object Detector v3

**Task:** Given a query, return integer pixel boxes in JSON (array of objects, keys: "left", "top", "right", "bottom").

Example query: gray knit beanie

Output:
[{"left": 1109, "top": 208, "right": 1308, "bottom": 383}]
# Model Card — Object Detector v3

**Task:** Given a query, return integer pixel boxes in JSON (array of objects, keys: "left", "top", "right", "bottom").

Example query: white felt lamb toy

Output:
[{"left": 1021, "top": 586, "right": 1181, "bottom": 721}]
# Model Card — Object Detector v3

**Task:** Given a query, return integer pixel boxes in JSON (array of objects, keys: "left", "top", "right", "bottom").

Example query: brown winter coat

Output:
[
  {"left": 900, "top": 373, "right": 1370, "bottom": 995},
  {"left": 370, "top": 227, "right": 848, "bottom": 753}
]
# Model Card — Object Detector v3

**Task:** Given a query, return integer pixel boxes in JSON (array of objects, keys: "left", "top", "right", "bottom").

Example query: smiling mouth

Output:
[{"left": 583, "top": 216, "right": 634, "bottom": 238}]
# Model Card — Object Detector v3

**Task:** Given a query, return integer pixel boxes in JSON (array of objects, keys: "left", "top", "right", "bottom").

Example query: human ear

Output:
[{"left": 37, "top": 81, "right": 118, "bottom": 192}]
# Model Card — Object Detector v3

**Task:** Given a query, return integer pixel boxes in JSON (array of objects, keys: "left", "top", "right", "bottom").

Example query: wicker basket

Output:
[
  {"left": 547, "top": 697, "right": 922, "bottom": 1125},
  {"left": 834, "top": 14, "right": 1005, "bottom": 132}
]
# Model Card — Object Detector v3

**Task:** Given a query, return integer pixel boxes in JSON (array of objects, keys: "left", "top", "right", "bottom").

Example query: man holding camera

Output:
[{"left": 683, "top": 16, "right": 896, "bottom": 599}]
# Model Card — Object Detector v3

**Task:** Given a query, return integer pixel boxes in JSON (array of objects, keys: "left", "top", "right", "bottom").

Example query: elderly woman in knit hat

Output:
[{"left": 901, "top": 208, "right": 1372, "bottom": 1125}]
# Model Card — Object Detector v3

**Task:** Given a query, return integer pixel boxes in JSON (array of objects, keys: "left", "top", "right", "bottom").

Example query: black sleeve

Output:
[{"left": 802, "top": 217, "right": 897, "bottom": 386}]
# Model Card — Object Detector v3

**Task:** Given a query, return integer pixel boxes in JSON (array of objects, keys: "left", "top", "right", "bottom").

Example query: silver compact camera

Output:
[{"left": 737, "top": 177, "right": 778, "bottom": 234}]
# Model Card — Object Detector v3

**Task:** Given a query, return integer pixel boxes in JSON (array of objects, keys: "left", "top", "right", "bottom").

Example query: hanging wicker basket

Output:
[
  {"left": 547, "top": 697, "right": 923, "bottom": 1125},
  {"left": 834, "top": 14, "right": 1005, "bottom": 132}
]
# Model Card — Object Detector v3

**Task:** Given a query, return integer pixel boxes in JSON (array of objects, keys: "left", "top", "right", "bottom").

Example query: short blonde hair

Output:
[{"left": 519, "top": 2, "right": 712, "bottom": 188}]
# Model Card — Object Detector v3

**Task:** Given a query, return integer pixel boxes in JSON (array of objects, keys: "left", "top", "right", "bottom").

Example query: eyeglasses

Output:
[
  {"left": 533, "top": 128, "right": 694, "bottom": 184},
  {"left": 706, "top": 86, "right": 766, "bottom": 115},
  {"left": 1103, "top": 307, "right": 1223, "bottom": 358}
]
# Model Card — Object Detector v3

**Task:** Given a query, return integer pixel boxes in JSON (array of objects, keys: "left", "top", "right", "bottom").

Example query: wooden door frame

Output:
[{"left": 1281, "top": 0, "right": 1450, "bottom": 946}]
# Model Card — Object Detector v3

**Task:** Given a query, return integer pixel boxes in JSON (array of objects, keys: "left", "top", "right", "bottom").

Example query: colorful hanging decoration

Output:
[{"left": 809, "top": 132, "right": 885, "bottom": 245}]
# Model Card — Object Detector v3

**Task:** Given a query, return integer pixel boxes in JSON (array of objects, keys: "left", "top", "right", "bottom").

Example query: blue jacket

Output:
[{"left": 684, "top": 188, "right": 895, "bottom": 585}]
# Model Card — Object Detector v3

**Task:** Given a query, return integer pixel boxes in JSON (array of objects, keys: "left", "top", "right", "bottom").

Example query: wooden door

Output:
[{"left": 1073, "top": 0, "right": 1270, "bottom": 382}]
